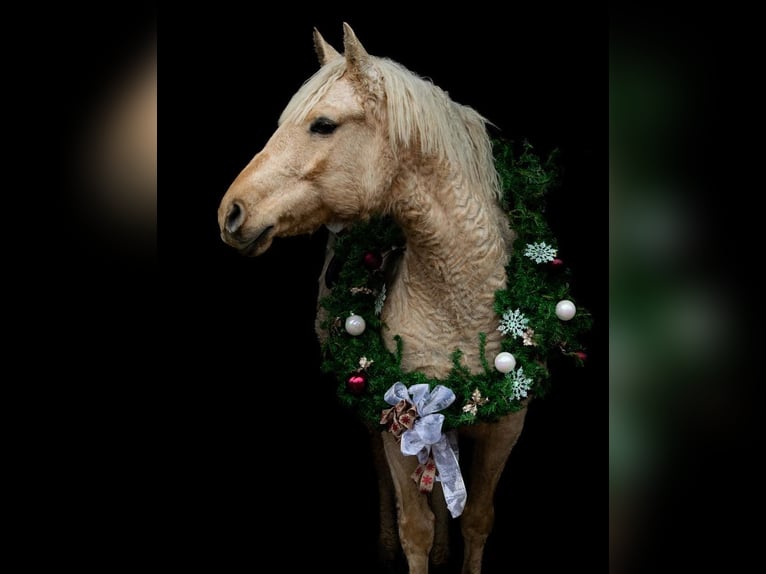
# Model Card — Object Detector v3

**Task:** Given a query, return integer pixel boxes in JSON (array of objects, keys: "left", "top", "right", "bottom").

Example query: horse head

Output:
[{"left": 218, "top": 24, "right": 394, "bottom": 256}]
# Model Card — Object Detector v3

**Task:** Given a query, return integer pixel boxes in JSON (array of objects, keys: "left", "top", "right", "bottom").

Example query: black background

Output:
[{"left": 159, "top": 7, "right": 604, "bottom": 573}]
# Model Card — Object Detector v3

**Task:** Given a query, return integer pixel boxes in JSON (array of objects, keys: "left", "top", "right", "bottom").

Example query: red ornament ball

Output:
[
  {"left": 574, "top": 351, "right": 587, "bottom": 362},
  {"left": 362, "top": 251, "right": 383, "bottom": 271},
  {"left": 550, "top": 258, "right": 564, "bottom": 268},
  {"left": 346, "top": 372, "right": 368, "bottom": 395}
]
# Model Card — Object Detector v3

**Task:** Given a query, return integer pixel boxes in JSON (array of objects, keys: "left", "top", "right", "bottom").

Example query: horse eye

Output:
[{"left": 310, "top": 117, "right": 338, "bottom": 135}]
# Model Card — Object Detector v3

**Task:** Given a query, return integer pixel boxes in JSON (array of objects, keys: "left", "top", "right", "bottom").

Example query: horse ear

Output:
[
  {"left": 313, "top": 28, "right": 341, "bottom": 66},
  {"left": 342, "top": 22, "right": 372, "bottom": 75}
]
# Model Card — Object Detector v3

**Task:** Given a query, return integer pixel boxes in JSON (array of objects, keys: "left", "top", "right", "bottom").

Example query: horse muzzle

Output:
[{"left": 218, "top": 199, "right": 276, "bottom": 256}]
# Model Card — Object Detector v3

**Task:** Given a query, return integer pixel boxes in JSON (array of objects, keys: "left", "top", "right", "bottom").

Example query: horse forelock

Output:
[
  {"left": 278, "top": 59, "right": 347, "bottom": 126},
  {"left": 278, "top": 55, "right": 502, "bottom": 204}
]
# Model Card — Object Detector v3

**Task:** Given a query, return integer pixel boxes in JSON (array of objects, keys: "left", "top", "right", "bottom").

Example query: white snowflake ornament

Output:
[
  {"left": 498, "top": 308, "right": 530, "bottom": 338},
  {"left": 524, "top": 242, "right": 557, "bottom": 264},
  {"left": 508, "top": 367, "right": 533, "bottom": 401}
]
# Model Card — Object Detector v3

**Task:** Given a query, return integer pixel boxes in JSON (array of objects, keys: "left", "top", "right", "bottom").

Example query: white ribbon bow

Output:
[{"left": 384, "top": 382, "right": 467, "bottom": 517}]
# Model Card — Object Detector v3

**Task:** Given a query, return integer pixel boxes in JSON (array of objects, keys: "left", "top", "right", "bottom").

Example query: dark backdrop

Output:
[{"left": 161, "top": 7, "right": 603, "bottom": 573}]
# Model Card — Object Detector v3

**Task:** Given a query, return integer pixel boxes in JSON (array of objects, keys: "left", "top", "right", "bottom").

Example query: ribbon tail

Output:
[
  {"left": 431, "top": 434, "right": 467, "bottom": 518},
  {"left": 411, "top": 455, "right": 437, "bottom": 493}
]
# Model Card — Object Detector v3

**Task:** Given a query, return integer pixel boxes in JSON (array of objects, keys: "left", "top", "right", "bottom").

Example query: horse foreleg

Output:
[
  {"left": 370, "top": 429, "right": 399, "bottom": 564},
  {"left": 381, "top": 431, "right": 435, "bottom": 574},
  {"left": 460, "top": 408, "right": 528, "bottom": 574},
  {"left": 430, "top": 483, "right": 451, "bottom": 567}
]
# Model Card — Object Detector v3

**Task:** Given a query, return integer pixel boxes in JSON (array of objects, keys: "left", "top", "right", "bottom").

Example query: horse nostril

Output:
[{"left": 225, "top": 201, "right": 246, "bottom": 234}]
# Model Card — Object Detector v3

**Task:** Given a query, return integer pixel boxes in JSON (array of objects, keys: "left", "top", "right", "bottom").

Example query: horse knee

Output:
[
  {"left": 461, "top": 504, "right": 495, "bottom": 544},
  {"left": 398, "top": 508, "right": 436, "bottom": 555}
]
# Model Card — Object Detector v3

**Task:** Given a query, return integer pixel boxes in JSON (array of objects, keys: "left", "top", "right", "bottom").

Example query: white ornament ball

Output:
[
  {"left": 555, "top": 299, "right": 577, "bottom": 321},
  {"left": 344, "top": 314, "right": 366, "bottom": 336},
  {"left": 494, "top": 352, "right": 517, "bottom": 373}
]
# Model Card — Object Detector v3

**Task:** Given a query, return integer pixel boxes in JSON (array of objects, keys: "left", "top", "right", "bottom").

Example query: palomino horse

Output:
[{"left": 218, "top": 24, "right": 528, "bottom": 573}]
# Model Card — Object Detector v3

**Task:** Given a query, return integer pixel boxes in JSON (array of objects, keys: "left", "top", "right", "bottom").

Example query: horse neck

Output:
[{"left": 383, "top": 158, "right": 511, "bottom": 378}]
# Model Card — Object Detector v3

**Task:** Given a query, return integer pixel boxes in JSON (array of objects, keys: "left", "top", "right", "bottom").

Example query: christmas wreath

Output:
[{"left": 319, "top": 140, "right": 592, "bottom": 431}]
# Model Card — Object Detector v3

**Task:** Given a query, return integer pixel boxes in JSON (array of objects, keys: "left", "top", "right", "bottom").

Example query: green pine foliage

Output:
[{"left": 319, "top": 139, "right": 592, "bottom": 430}]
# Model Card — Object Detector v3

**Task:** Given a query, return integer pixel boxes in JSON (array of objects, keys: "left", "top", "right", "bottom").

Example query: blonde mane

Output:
[{"left": 279, "top": 56, "right": 502, "bottom": 203}]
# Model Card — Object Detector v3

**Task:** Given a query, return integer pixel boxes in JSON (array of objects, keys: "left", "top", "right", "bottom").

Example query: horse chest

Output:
[{"left": 380, "top": 280, "right": 490, "bottom": 379}]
